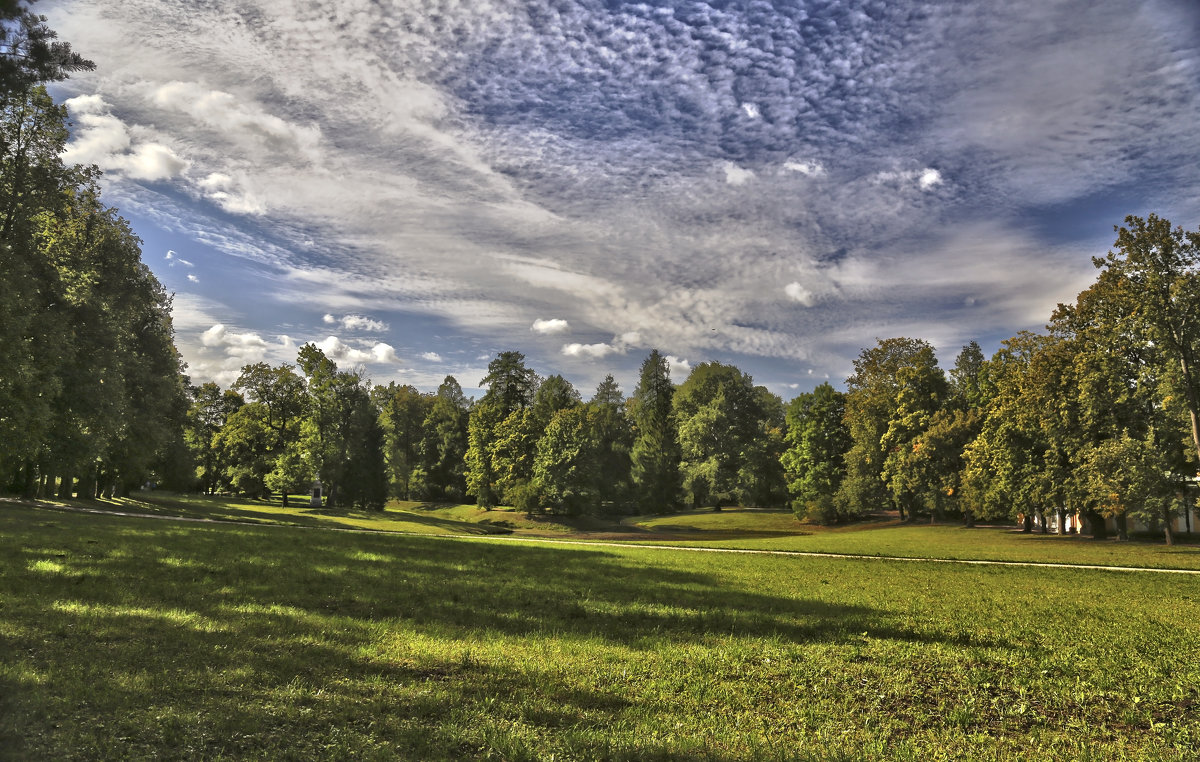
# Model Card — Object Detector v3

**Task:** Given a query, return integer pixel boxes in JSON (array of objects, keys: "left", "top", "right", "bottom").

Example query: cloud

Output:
[
  {"left": 666, "top": 355, "right": 691, "bottom": 377},
  {"left": 315, "top": 335, "right": 399, "bottom": 365},
  {"left": 165, "top": 250, "right": 194, "bottom": 267},
  {"left": 47, "top": 0, "right": 1200, "bottom": 393},
  {"left": 784, "top": 282, "right": 817, "bottom": 307},
  {"left": 782, "top": 160, "right": 826, "bottom": 177},
  {"left": 200, "top": 323, "right": 269, "bottom": 360},
  {"left": 531, "top": 318, "right": 570, "bottom": 334},
  {"left": 63, "top": 94, "right": 189, "bottom": 181},
  {"left": 421, "top": 351, "right": 442, "bottom": 362},
  {"left": 187, "top": 273, "right": 199, "bottom": 283},
  {"left": 320, "top": 313, "right": 389, "bottom": 332},
  {"left": 562, "top": 342, "right": 620, "bottom": 359},
  {"left": 722, "top": 162, "right": 755, "bottom": 186}
]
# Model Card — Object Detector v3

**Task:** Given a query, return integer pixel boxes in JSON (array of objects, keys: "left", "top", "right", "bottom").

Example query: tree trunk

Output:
[
  {"left": 1164, "top": 505, "right": 1175, "bottom": 546},
  {"left": 897, "top": 504, "right": 906, "bottom": 522},
  {"left": 1116, "top": 513, "right": 1128, "bottom": 541},
  {"left": 963, "top": 507, "right": 975, "bottom": 528},
  {"left": 281, "top": 491, "right": 289, "bottom": 507},
  {"left": 57, "top": 474, "right": 73, "bottom": 499},
  {"left": 1086, "top": 510, "right": 1108, "bottom": 540},
  {"left": 1022, "top": 513, "right": 1032, "bottom": 533},
  {"left": 1037, "top": 509, "right": 1048, "bottom": 534},
  {"left": 1057, "top": 508, "right": 1067, "bottom": 535},
  {"left": 21, "top": 461, "right": 36, "bottom": 499}
]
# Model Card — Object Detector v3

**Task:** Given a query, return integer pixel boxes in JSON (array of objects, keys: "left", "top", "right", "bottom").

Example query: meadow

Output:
[{"left": 3, "top": 498, "right": 1199, "bottom": 760}]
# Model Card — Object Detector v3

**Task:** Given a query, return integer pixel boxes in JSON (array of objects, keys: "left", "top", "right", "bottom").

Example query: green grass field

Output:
[{"left": 3, "top": 500, "right": 1199, "bottom": 760}]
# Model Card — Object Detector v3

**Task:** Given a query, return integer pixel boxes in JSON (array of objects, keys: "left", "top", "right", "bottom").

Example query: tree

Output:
[
  {"left": 533, "top": 406, "right": 602, "bottom": 514},
  {"left": 782, "top": 383, "right": 850, "bottom": 523},
  {"left": 0, "top": 2, "right": 93, "bottom": 95},
  {"left": 589, "top": 375, "right": 633, "bottom": 510},
  {"left": 837, "top": 338, "right": 942, "bottom": 520},
  {"left": 479, "top": 351, "right": 539, "bottom": 415},
  {"left": 420, "top": 375, "right": 469, "bottom": 501},
  {"left": 233, "top": 362, "right": 306, "bottom": 505},
  {"left": 531, "top": 374, "right": 580, "bottom": 428},
  {"left": 375, "top": 383, "right": 431, "bottom": 499},
  {"left": 879, "top": 358, "right": 949, "bottom": 520},
  {"left": 629, "top": 350, "right": 681, "bottom": 513},
  {"left": 1094, "top": 215, "right": 1200, "bottom": 470}
]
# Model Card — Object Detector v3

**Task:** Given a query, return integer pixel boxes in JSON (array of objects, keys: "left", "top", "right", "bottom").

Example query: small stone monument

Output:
[{"left": 310, "top": 478, "right": 323, "bottom": 508}]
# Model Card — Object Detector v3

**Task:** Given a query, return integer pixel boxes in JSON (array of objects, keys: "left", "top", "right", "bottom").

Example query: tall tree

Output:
[
  {"left": 589, "top": 375, "right": 633, "bottom": 510},
  {"left": 420, "top": 375, "right": 469, "bottom": 501},
  {"left": 837, "top": 338, "right": 942, "bottom": 520},
  {"left": 629, "top": 350, "right": 681, "bottom": 513},
  {"left": 782, "top": 383, "right": 850, "bottom": 523}
]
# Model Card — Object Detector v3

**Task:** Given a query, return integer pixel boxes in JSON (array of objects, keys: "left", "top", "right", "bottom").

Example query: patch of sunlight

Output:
[
  {"left": 28, "top": 559, "right": 67, "bottom": 573},
  {"left": 159, "top": 556, "right": 201, "bottom": 568},
  {"left": 225, "top": 602, "right": 311, "bottom": 619},
  {"left": 4, "top": 662, "right": 46, "bottom": 685},
  {"left": 49, "top": 600, "right": 227, "bottom": 632},
  {"left": 347, "top": 551, "right": 391, "bottom": 563}
]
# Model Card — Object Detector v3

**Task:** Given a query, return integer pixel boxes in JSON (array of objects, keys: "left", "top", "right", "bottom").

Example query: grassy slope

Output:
[{"left": 3, "top": 504, "right": 1199, "bottom": 760}]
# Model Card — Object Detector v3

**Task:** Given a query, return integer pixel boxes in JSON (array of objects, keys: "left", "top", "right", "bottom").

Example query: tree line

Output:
[
  {"left": 0, "top": 6, "right": 191, "bottom": 499},
  {"left": 176, "top": 348, "right": 788, "bottom": 516},
  {"left": 788, "top": 215, "right": 1200, "bottom": 545}
]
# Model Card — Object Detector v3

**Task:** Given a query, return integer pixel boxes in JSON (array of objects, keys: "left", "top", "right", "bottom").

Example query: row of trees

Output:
[
  {"left": 785, "top": 215, "right": 1200, "bottom": 543},
  {"left": 181, "top": 347, "right": 789, "bottom": 515},
  {"left": 0, "top": 8, "right": 192, "bottom": 498}
]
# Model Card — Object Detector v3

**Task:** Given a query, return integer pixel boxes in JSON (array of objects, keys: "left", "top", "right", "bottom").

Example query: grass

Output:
[{"left": 3, "top": 502, "right": 1199, "bottom": 760}]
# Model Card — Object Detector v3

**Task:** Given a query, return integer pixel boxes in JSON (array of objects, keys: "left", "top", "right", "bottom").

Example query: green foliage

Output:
[
  {"left": 479, "top": 350, "right": 538, "bottom": 415},
  {"left": 375, "top": 382, "right": 432, "bottom": 500},
  {"left": 533, "top": 405, "right": 601, "bottom": 514},
  {"left": 837, "top": 338, "right": 942, "bottom": 520},
  {"left": 419, "top": 376, "right": 469, "bottom": 501},
  {"left": 629, "top": 350, "right": 682, "bottom": 513},
  {"left": 674, "top": 362, "right": 781, "bottom": 509},
  {"left": 782, "top": 383, "right": 850, "bottom": 522}
]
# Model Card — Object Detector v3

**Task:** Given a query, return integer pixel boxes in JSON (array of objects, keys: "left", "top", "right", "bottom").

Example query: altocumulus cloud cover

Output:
[{"left": 44, "top": 0, "right": 1200, "bottom": 396}]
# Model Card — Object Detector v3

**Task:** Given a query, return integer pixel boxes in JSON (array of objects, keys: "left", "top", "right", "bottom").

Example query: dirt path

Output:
[{"left": 12, "top": 498, "right": 1200, "bottom": 576}]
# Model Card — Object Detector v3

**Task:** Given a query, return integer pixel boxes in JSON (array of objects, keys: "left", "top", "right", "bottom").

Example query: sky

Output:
[{"left": 42, "top": 0, "right": 1200, "bottom": 400}]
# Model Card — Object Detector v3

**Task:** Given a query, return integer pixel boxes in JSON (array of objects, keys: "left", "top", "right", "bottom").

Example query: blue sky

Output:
[{"left": 43, "top": 0, "right": 1200, "bottom": 399}]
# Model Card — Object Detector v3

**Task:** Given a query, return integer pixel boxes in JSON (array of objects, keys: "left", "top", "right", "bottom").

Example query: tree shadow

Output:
[{"left": 2, "top": 506, "right": 1008, "bottom": 759}]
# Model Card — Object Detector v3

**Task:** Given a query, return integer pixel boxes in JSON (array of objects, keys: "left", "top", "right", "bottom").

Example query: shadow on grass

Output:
[{"left": 0, "top": 505, "right": 1004, "bottom": 759}]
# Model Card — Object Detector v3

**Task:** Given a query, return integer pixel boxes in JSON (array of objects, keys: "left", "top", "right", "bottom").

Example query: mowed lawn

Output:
[{"left": 3, "top": 505, "right": 1199, "bottom": 761}]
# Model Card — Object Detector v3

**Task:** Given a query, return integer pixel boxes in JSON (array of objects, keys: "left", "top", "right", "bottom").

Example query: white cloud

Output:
[
  {"left": 320, "top": 313, "right": 389, "bottom": 332},
  {"left": 315, "top": 335, "right": 399, "bottom": 365},
  {"left": 562, "top": 342, "right": 619, "bottom": 359},
  {"left": 152, "top": 80, "right": 322, "bottom": 163},
  {"left": 783, "top": 160, "right": 827, "bottom": 177},
  {"left": 872, "top": 167, "right": 945, "bottom": 192},
  {"left": 784, "top": 282, "right": 817, "bottom": 307},
  {"left": 532, "top": 318, "right": 570, "bottom": 334},
  {"left": 200, "top": 324, "right": 268, "bottom": 360},
  {"left": 421, "top": 351, "right": 442, "bottom": 362},
  {"left": 741, "top": 102, "right": 760, "bottom": 119},
  {"left": 165, "top": 250, "right": 194, "bottom": 267},
  {"left": 197, "top": 171, "right": 265, "bottom": 215},
  {"left": 187, "top": 273, "right": 199, "bottom": 283},
  {"left": 666, "top": 355, "right": 691, "bottom": 376},
  {"left": 722, "top": 162, "right": 755, "bottom": 186},
  {"left": 62, "top": 94, "right": 189, "bottom": 181}
]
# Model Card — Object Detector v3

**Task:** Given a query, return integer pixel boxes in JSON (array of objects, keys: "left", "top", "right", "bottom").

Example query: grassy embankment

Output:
[{"left": 3, "top": 501, "right": 1199, "bottom": 760}]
